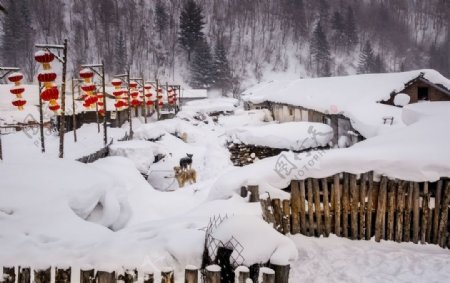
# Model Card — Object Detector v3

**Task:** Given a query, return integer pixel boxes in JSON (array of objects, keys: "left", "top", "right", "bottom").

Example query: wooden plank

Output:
[
  {"left": 350, "top": 174, "right": 359, "bottom": 240},
  {"left": 282, "top": 199, "right": 291, "bottom": 235},
  {"left": 161, "top": 269, "right": 174, "bottom": 283},
  {"left": 366, "top": 172, "right": 374, "bottom": 240},
  {"left": 342, "top": 173, "right": 350, "bottom": 238},
  {"left": 97, "top": 271, "right": 116, "bottom": 283},
  {"left": 18, "top": 267, "right": 31, "bottom": 283},
  {"left": 313, "top": 179, "right": 322, "bottom": 236},
  {"left": 205, "top": 265, "right": 220, "bottom": 283},
  {"left": 269, "top": 264, "right": 290, "bottom": 283},
  {"left": 185, "top": 266, "right": 199, "bottom": 283},
  {"left": 55, "top": 268, "right": 71, "bottom": 283},
  {"left": 2, "top": 267, "right": 15, "bottom": 283},
  {"left": 307, "top": 179, "right": 315, "bottom": 236},
  {"left": 404, "top": 182, "right": 414, "bottom": 242},
  {"left": 421, "top": 182, "right": 430, "bottom": 244},
  {"left": 333, "top": 174, "right": 341, "bottom": 236},
  {"left": 412, "top": 182, "right": 420, "bottom": 244},
  {"left": 261, "top": 268, "right": 275, "bottom": 283},
  {"left": 395, "top": 181, "right": 405, "bottom": 243},
  {"left": 432, "top": 180, "right": 443, "bottom": 244},
  {"left": 34, "top": 268, "right": 51, "bottom": 283},
  {"left": 299, "top": 180, "right": 307, "bottom": 235},
  {"left": 80, "top": 270, "right": 95, "bottom": 283},
  {"left": 290, "top": 181, "right": 301, "bottom": 234},
  {"left": 248, "top": 185, "right": 260, "bottom": 202},
  {"left": 272, "top": 199, "right": 283, "bottom": 233},
  {"left": 386, "top": 180, "right": 396, "bottom": 241},
  {"left": 375, "top": 176, "right": 388, "bottom": 242},
  {"left": 235, "top": 266, "right": 249, "bottom": 283},
  {"left": 322, "top": 178, "right": 331, "bottom": 236},
  {"left": 438, "top": 181, "right": 450, "bottom": 247},
  {"left": 359, "top": 173, "right": 367, "bottom": 240}
]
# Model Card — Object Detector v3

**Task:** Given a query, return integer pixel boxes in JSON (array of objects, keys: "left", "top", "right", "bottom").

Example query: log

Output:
[
  {"left": 185, "top": 265, "right": 198, "bottom": 283},
  {"left": 269, "top": 264, "right": 289, "bottom": 283},
  {"left": 248, "top": 185, "right": 260, "bottom": 202},
  {"left": 334, "top": 174, "right": 341, "bottom": 236},
  {"left": 290, "top": 181, "right": 301, "bottom": 234},
  {"left": 322, "top": 178, "right": 331, "bottom": 236},
  {"left": 161, "top": 268, "right": 174, "bottom": 283},
  {"left": 260, "top": 196, "right": 275, "bottom": 226},
  {"left": 299, "top": 180, "right": 307, "bottom": 235},
  {"left": 421, "top": 182, "right": 430, "bottom": 244},
  {"left": 143, "top": 273, "right": 154, "bottom": 283},
  {"left": 307, "top": 179, "right": 315, "bottom": 236},
  {"left": 97, "top": 271, "right": 116, "bottom": 283},
  {"left": 235, "top": 266, "right": 249, "bottom": 283},
  {"left": 240, "top": 187, "right": 248, "bottom": 198},
  {"left": 205, "top": 265, "right": 221, "bottom": 283},
  {"left": 272, "top": 199, "right": 283, "bottom": 233},
  {"left": 438, "top": 182, "right": 450, "bottom": 247},
  {"left": 55, "top": 268, "right": 71, "bottom": 283},
  {"left": 342, "top": 173, "right": 350, "bottom": 238},
  {"left": 350, "top": 174, "right": 359, "bottom": 240},
  {"left": 282, "top": 199, "right": 291, "bottom": 235},
  {"left": 80, "top": 269, "right": 95, "bottom": 283},
  {"left": 2, "top": 267, "right": 15, "bottom": 283},
  {"left": 260, "top": 267, "right": 275, "bottom": 283},
  {"left": 395, "top": 182, "right": 405, "bottom": 243},
  {"left": 118, "top": 270, "right": 137, "bottom": 283},
  {"left": 359, "top": 173, "right": 367, "bottom": 240},
  {"left": 386, "top": 180, "right": 396, "bottom": 241},
  {"left": 375, "top": 177, "right": 388, "bottom": 242},
  {"left": 412, "top": 182, "right": 420, "bottom": 244},
  {"left": 18, "top": 267, "right": 31, "bottom": 283},
  {"left": 365, "top": 172, "right": 374, "bottom": 240},
  {"left": 313, "top": 179, "right": 322, "bottom": 236},
  {"left": 34, "top": 268, "right": 51, "bottom": 283},
  {"left": 432, "top": 180, "right": 443, "bottom": 244},
  {"left": 404, "top": 182, "right": 414, "bottom": 242}
]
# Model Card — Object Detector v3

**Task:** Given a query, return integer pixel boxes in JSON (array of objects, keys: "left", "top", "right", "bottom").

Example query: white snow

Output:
[
  {"left": 394, "top": 93, "right": 411, "bottom": 107},
  {"left": 181, "top": 89, "right": 208, "bottom": 99},
  {"left": 181, "top": 97, "right": 238, "bottom": 114}
]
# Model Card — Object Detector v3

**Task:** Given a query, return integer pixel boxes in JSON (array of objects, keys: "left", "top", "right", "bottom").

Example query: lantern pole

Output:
[
  {"left": 141, "top": 74, "right": 147, "bottom": 123},
  {"left": 156, "top": 79, "right": 160, "bottom": 120},
  {"left": 130, "top": 77, "right": 146, "bottom": 123},
  {"left": 71, "top": 78, "right": 83, "bottom": 142},
  {"left": 114, "top": 70, "right": 133, "bottom": 139},
  {"left": 0, "top": 67, "right": 20, "bottom": 160},
  {"left": 38, "top": 82, "right": 45, "bottom": 153},
  {"left": 35, "top": 39, "right": 68, "bottom": 158}
]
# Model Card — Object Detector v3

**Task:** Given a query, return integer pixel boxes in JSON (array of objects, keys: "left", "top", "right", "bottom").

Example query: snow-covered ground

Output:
[{"left": 1, "top": 97, "right": 450, "bottom": 282}]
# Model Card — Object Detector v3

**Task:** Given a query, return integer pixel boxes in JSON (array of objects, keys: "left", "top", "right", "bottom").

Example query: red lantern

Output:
[
  {"left": 146, "top": 100, "right": 154, "bottom": 106},
  {"left": 34, "top": 50, "right": 55, "bottom": 64},
  {"left": 49, "top": 104, "right": 60, "bottom": 112},
  {"left": 79, "top": 68, "right": 94, "bottom": 79},
  {"left": 81, "top": 84, "right": 96, "bottom": 92},
  {"left": 10, "top": 86, "right": 25, "bottom": 95},
  {"left": 130, "top": 91, "right": 139, "bottom": 98},
  {"left": 144, "top": 84, "right": 152, "bottom": 90},
  {"left": 111, "top": 79, "right": 122, "bottom": 87},
  {"left": 41, "top": 87, "right": 59, "bottom": 101},
  {"left": 12, "top": 100, "right": 27, "bottom": 107},
  {"left": 85, "top": 96, "right": 98, "bottom": 105},
  {"left": 98, "top": 109, "right": 105, "bottom": 116},
  {"left": 8, "top": 72, "right": 24, "bottom": 83},
  {"left": 115, "top": 100, "right": 126, "bottom": 108},
  {"left": 129, "top": 81, "right": 138, "bottom": 88},
  {"left": 131, "top": 99, "right": 141, "bottom": 107},
  {"left": 158, "top": 100, "right": 164, "bottom": 107},
  {"left": 113, "top": 90, "right": 124, "bottom": 97},
  {"left": 38, "top": 71, "right": 57, "bottom": 83}
]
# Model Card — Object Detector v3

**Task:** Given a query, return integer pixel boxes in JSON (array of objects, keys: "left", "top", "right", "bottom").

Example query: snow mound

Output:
[
  {"left": 218, "top": 109, "right": 273, "bottom": 128},
  {"left": 182, "top": 97, "right": 239, "bottom": 114},
  {"left": 394, "top": 93, "right": 411, "bottom": 107}
]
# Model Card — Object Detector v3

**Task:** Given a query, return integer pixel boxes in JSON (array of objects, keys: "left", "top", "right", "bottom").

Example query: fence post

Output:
[
  {"left": 375, "top": 177, "right": 388, "bottom": 242},
  {"left": 421, "top": 182, "right": 430, "bottom": 244},
  {"left": 395, "top": 181, "right": 405, "bottom": 243},
  {"left": 205, "top": 265, "right": 221, "bottom": 283},
  {"left": 240, "top": 187, "right": 248, "bottom": 198},
  {"left": 34, "top": 268, "right": 51, "bottom": 283},
  {"left": 118, "top": 269, "right": 137, "bottom": 283},
  {"left": 432, "top": 180, "right": 443, "bottom": 244},
  {"left": 97, "top": 271, "right": 116, "bottom": 283},
  {"left": 161, "top": 268, "right": 174, "bottom": 283},
  {"left": 282, "top": 199, "right": 291, "bottom": 235},
  {"left": 412, "top": 182, "right": 420, "bottom": 244},
  {"left": 438, "top": 181, "right": 450, "bottom": 247},
  {"left": 272, "top": 199, "right": 283, "bottom": 233},
  {"left": 322, "top": 178, "right": 331, "bottom": 236},
  {"left": 333, "top": 174, "right": 341, "bottom": 236},
  {"left": 235, "top": 266, "right": 249, "bottom": 283},
  {"left": 313, "top": 179, "right": 322, "bottom": 236},
  {"left": 269, "top": 264, "right": 289, "bottom": 283},
  {"left": 260, "top": 267, "right": 275, "bottom": 283},
  {"left": 143, "top": 273, "right": 154, "bottom": 283},
  {"left": 80, "top": 269, "right": 95, "bottom": 283},
  {"left": 299, "top": 180, "right": 307, "bottom": 235},
  {"left": 18, "top": 267, "right": 31, "bottom": 283},
  {"left": 306, "top": 179, "right": 315, "bottom": 236},
  {"left": 2, "top": 267, "right": 15, "bottom": 283},
  {"left": 290, "top": 181, "right": 301, "bottom": 234},
  {"left": 248, "top": 185, "right": 260, "bottom": 202},
  {"left": 55, "top": 267, "right": 71, "bottom": 283},
  {"left": 185, "top": 265, "right": 198, "bottom": 283}
]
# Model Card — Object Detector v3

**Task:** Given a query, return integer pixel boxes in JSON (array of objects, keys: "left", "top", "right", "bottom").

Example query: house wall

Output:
[{"left": 385, "top": 80, "right": 450, "bottom": 105}]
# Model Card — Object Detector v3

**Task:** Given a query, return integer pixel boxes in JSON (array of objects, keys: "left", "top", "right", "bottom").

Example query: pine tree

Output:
[
  {"left": 179, "top": 0, "right": 205, "bottom": 61},
  {"left": 114, "top": 31, "right": 127, "bottom": 74},
  {"left": 357, "top": 40, "right": 375, "bottom": 74},
  {"left": 344, "top": 6, "right": 358, "bottom": 52},
  {"left": 373, "top": 54, "right": 385, "bottom": 73},
  {"left": 213, "top": 38, "right": 233, "bottom": 95},
  {"left": 330, "top": 11, "right": 345, "bottom": 51},
  {"left": 155, "top": 0, "right": 168, "bottom": 40},
  {"left": 190, "top": 39, "right": 214, "bottom": 88},
  {"left": 310, "top": 21, "right": 331, "bottom": 77}
]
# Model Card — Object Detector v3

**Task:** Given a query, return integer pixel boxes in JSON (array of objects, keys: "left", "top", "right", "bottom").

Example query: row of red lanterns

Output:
[{"left": 35, "top": 50, "right": 60, "bottom": 112}]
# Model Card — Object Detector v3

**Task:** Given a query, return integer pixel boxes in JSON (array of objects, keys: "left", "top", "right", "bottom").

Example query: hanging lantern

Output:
[
  {"left": 40, "top": 87, "right": 59, "bottom": 101},
  {"left": 79, "top": 68, "right": 94, "bottom": 80},
  {"left": 49, "top": 104, "right": 61, "bottom": 112},
  {"left": 115, "top": 100, "right": 126, "bottom": 109},
  {"left": 131, "top": 99, "right": 140, "bottom": 107},
  {"left": 130, "top": 91, "right": 139, "bottom": 98},
  {"left": 129, "top": 81, "right": 138, "bottom": 88},
  {"left": 146, "top": 100, "right": 154, "bottom": 106},
  {"left": 35, "top": 50, "right": 59, "bottom": 112},
  {"left": 144, "top": 84, "right": 152, "bottom": 90},
  {"left": 8, "top": 72, "right": 26, "bottom": 110},
  {"left": 81, "top": 84, "right": 96, "bottom": 92},
  {"left": 34, "top": 50, "right": 55, "bottom": 70}
]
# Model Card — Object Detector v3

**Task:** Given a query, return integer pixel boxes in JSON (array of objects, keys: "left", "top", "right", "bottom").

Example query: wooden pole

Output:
[
  {"left": 272, "top": 198, "right": 283, "bottom": 233},
  {"left": 438, "top": 181, "right": 450, "bottom": 247},
  {"left": 3, "top": 267, "right": 15, "bottom": 283},
  {"left": 184, "top": 266, "right": 198, "bottom": 283},
  {"left": 366, "top": 172, "right": 374, "bottom": 240},
  {"left": 432, "top": 180, "right": 443, "bottom": 244},
  {"left": 350, "top": 174, "right": 359, "bottom": 239},
  {"left": 143, "top": 273, "right": 154, "bottom": 283},
  {"left": 156, "top": 79, "right": 160, "bottom": 120},
  {"left": 395, "top": 181, "right": 405, "bottom": 242},
  {"left": 342, "top": 173, "right": 350, "bottom": 238},
  {"left": 290, "top": 181, "right": 301, "bottom": 234},
  {"left": 127, "top": 70, "right": 133, "bottom": 139},
  {"left": 248, "top": 185, "right": 260, "bottom": 202},
  {"left": 97, "top": 271, "right": 116, "bottom": 283},
  {"left": 359, "top": 173, "right": 367, "bottom": 240},
  {"left": 101, "top": 61, "right": 108, "bottom": 146},
  {"left": 313, "top": 179, "right": 322, "bottom": 236},
  {"left": 386, "top": 180, "right": 396, "bottom": 241},
  {"left": 18, "top": 267, "right": 31, "bottom": 283},
  {"left": 269, "top": 264, "right": 289, "bottom": 283},
  {"left": 34, "top": 268, "right": 51, "bottom": 283},
  {"left": 59, "top": 39, "right": 68, "bottom": 159},
  {"left": 261, "top": 267, "right": 275, "bottom": 283},
  {"left": 161, "top": 268, "right": 174, "bottom": 283},
  {"left": 404, "top": 182, "right": 414, "bottom": 242},
  {"left": 55, "top": 267, "right": 71, "bottom": 283},
  {"left": 412, "top": 182, "right": 420, "bottom": 244},
  {"left": 205, "top": 265, "right": 221, "bottom": 283},
  {"left": 235, "top": 266, "right": 249, "bottom": 283},
  {"left": 71, "top": 79, "right": 77, "bottom": 142},
  {"left": 80, "top": 269, "right": 95, "bottom": 283},
  {"left": 375, "top": 176, "right": 387, "bottom": 242},
  {"left": 322, "top": 178, "right": 331, "bottom": 236},
  {"left": 334, "top": 174, "right": 341, "bottom": 236},
  {"left": 282, "top": 199, "right": 291, "bottom": 234},
  {"left": 39, "top": 82, "right": 45, "bottom": 153},
  {"left": 421, "top": 182, "right": 430, "bottom": 244},
  {"left": 299, "top": 180, "right": 307, "bottom": 235},
  {"left": 307, "top": 179, "right": 315, "bottom": 236},
  {"left": 142, "top": 76, "right": 147, "bottom": 124}
]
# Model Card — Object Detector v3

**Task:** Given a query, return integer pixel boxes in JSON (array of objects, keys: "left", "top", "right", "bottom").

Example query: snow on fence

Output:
[
  {"left": 257, "top": 173, "right": 450, "bottom": 248},
  {"left": 76, "top": 133, "right": 130, "bottom": 164},
  {"left": 0, "top": 265, "right": 280, "bottom": 283}
]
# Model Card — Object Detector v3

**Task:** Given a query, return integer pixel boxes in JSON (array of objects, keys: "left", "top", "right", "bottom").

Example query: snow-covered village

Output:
[{"left": 0, "top": 0, "right": 449, "bottom": 282}]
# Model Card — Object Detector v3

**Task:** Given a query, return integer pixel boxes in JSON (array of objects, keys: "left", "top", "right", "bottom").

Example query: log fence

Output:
[{"left": 259, "top": 172, "right": 450, "bottom": 248}]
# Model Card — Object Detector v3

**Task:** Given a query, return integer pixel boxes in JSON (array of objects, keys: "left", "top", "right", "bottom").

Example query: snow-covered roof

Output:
[
  {"left": 181, "top": 97, "right": 238, "bottom": 114},
  {"left": 181, "top": 89, "right": 208, "bottom": 99},
  {"left": 242, "top": 69, "right": 450, "bottom": 138}
]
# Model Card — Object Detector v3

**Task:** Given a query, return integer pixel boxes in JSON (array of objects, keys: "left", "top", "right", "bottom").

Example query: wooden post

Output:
[
  {"left": 404, "top": 182, "right": 414, "bottom": 242},
  {"left": 34, "top": 268, "right": 51, "bottom": 283},
  {"left": 350, "top": 174, "right": 359, "bottom": 240},
  {"left": 101, "top": 61, "right": 108, "bottom": 146},
  {"left": 38, "top": 82, "right": 45, "bottom": 153},
  {"left": 322, "top": 178, "right": 331, "bottom": 236},
  {"left": 185, "top": 266, "right": 198, "bottom": 283},
  {"left": 55, "top": 268, "right": 71, "bottom": 283},
  {"left": 307, "top": 179, "right": 315, "bottom": 236},
  {"left": 438, "top": 181, "right": 450, "bottom": 247},
  {"left": 359, "top": 173, "right": 367, "bottom": 240},
  {"left": 71, "top": 79, "right": 77, "bottom": 142},
  {"left": 248, "top": 185, "right": 259, "bottom": 202},
  {"left": 412, "top": 182, "right": 420, "bottom": 244},
  {"left": 118, "top": 270, "right": 137, "bottom": 283},
  {"left": 161, "top": 268, "right": 174, "bottom": 283},
  {"left": 290, "top": 181, "right": 301, "bottom": 234},
  {"left": 59, "top": 39, "right": 68, "bottom": 159},
  {"left": 260, "top": 196, "right": 275, "bottom": 225},
  {"left": 366, "top": 172, "right": 374, "bottom": 240},
  {"left": 299, "top": 180, "right": 307, "bottom": 235},
  {"left": 240, "top": 186, "right": 248, "bottom": 198},
  {"left": 2, "top": 267, "right": 15, "bottom": 283},
  {"left": 80, "top": 269, "right": 95, "bottom": 283},
  {"left": 386, "top": 180, "right": 396, "bottom": 241},
  {"left": 282, "top": 199, "right": 291, "bottom": 235},
  {"left": 375, "top": 177, "right": 388, "bottom": 242},
  {"left": 313, "top": 179, "right": 322, "bottom": 236},
  {"left": 333, "top": 174, "right": 341, "bottom": 236},
  {"left": 395, "top": 182, "right": 405, "bottom": 243},
  {"left": 342, "top": 173, "right": 350, "bottom": 238},
  {"left": 97, "top": 271, "right": 116, "bottom": 283},
  {"left": 143, "top": 273, "right": 154, "bottom": 283},
  {"left": 260, "top": 267, "right": 275, "bottom": 283},
  {"left": 205, "top": 265, "right": 221, "bottom": 283},
  {"left": 421, "top": 182, "right": 430, "bottom": 244},
  {"left": 18, "top": 267, "right": 30, "bottom": 283},
  {"left": 235, "top": 266, "right": 249, "bottom": 283},
  {"left": 432, "top": 180, "right": 443, "bottom": 244},
  {"left": 272, "top": 199, "right": 283, "bottom": 233},
  {"left": 269, "top": 264, "right": 289, "bottom": 283}
]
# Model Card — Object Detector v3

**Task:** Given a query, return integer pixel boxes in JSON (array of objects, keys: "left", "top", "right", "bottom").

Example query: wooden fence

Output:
[
  {"left": 0, "top": 265, "right": 281, "bottom": 283},
  {"left": 259, "top": 172, "right": 450, "bottom": 247}
]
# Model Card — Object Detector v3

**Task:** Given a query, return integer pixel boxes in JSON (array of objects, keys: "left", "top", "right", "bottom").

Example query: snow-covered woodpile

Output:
[{"left": 228, "top": 142, "right": 283, "bottom": 166}]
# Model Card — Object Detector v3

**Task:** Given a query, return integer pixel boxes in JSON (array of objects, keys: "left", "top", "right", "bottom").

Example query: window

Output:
[{"left": 418, "top": 87, "right": 429, "bottom": 100}]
